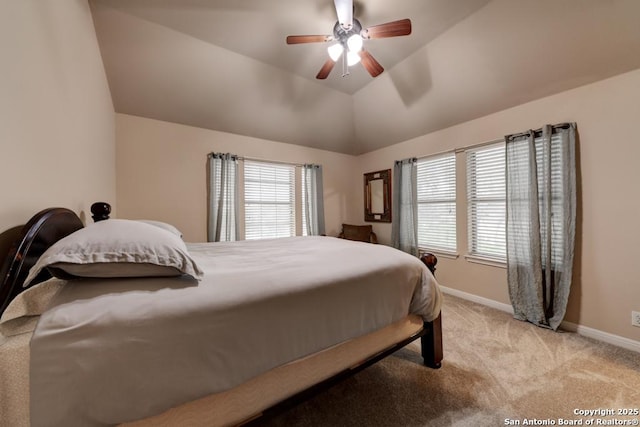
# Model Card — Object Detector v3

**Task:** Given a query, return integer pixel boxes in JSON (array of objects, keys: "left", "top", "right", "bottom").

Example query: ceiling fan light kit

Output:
[
  {"left": 347, "top": 34, "right": 363, "bottom": 52},
  {"left": 327, "top": 43, "right": 344, "bottom": 61},
  {"left": 286, "top": 0, "right": 411, "bottom": 80},
  {"left": 346, "top": 50, "right": 361, "bottom": 67}
]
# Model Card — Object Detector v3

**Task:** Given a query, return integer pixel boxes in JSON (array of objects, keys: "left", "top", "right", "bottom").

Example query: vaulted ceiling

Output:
[{"left": 90, "top": 0, "right": 640, "bottom": 154}]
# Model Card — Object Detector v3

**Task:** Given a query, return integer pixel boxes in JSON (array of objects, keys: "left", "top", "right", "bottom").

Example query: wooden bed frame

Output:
[
  {"left": 0, "top": 206, "right": 443, "bottom": 424},
  {"left": 0, "top": 207, "right": 83, "bottom": 314}
]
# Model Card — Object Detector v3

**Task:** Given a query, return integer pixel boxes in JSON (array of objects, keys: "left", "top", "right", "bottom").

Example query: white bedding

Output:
[{"left": 12, "top": 237, "right": 440, "bottom": 426}]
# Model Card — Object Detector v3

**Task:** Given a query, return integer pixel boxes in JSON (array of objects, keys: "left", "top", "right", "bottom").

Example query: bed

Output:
[{"left": 0, "top": 207, "right": 443, "bottom": 427}]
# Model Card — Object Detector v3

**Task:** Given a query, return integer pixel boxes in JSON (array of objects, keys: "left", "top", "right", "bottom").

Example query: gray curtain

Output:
[
  {"left": 208, "top": 153, "right": 239, "bottom": 242},
  {"left": 505, "top": 123, "right": 576, "bottom": 330},
  {"left": 302, "top": 164, "right": 326, "bottom": 236},
  {"left": 391, "top": 158, "right": 419, "bottom": 256}
]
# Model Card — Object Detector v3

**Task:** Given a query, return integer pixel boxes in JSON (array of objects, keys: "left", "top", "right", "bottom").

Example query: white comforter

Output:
[{"left": 28, "top": 237, "right": 441, "bottom": 426}]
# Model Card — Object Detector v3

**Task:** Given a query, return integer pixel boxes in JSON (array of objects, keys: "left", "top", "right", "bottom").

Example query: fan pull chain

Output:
[{"left": 342, "top": 51, "right": 350, "bottom": 77}]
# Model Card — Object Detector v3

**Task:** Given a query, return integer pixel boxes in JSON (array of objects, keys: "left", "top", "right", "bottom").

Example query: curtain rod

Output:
[
  {"left": 211, "top": 153, "right": 311, "bottom": 167},
  {"left": 209, "top": 152, "right": 307, "bottom": 168},
  {"left": 453, "top": 137, "right": 504, "bottom": 155},
  {"left": 397, "top": 137, "right": 504, "bottom": 163},
  {"left": 506, "top": 122, "right": 574, "bottom": 141},
  {"left": 239, "top": 156, "right": 306, "bottom": 168},
  {"left": 423, "top": 122, "right": 574, "bottom": 158},
  {"left": 239, "top": 154, "right": 309, "bottom": 168},
  {"left": 408, "top": 137, "right": 504, "bottom": 161}
]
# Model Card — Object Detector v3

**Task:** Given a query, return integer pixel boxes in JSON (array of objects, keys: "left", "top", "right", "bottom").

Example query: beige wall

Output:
[
  {"left": 0, "top": 1, "right": 115, "bottom": 232},
  {"left": 116, "top": 70, "right": 640, "bottom": 343},
  {"left": 115, "top": 114, "right": 357, "bottom": 242},
  {"left": 356, "top": 69, "right": 640, "bottom": 342}
]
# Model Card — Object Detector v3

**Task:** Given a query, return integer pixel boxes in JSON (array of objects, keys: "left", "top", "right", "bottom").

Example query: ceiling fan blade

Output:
[
  {"left": 334, "top": 0, "right": 353, "bottom": 30},
  {"left": 362, "top": 18, "right": 412, "bottom": 39},
  {"left": 286, "top": 35, "right": 333, "bottom": 44},
  {"left": 359, "top": 50, "right": 384, "bottom": 78},
  {"left": 316, "top": 58, "right": 336, "bottom": 79}
]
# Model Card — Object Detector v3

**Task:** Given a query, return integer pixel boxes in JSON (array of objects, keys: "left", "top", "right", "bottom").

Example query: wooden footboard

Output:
[{"left": 246, "top": 316, "right": 443, "bottom": 425}]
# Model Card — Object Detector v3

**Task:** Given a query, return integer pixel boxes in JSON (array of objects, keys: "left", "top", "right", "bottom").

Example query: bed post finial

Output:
[
  {"left": 91, "top": 202, "right": 111, "bottom": 222},
  {"left": 420, "top": 252, "right": 437, "bottom": 275}
]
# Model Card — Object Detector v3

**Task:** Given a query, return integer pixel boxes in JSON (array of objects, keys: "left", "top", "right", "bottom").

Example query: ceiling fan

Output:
[{"left": 286, "top": 0, "right": 412, "bottom": 79}]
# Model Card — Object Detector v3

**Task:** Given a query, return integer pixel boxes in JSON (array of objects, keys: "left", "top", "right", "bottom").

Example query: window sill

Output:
[
  {"left": 464, "top": 255, "right": 507, "bottom": 269},
  {"left": 419, "top": 248, "right": 459, "bottom": 260}
]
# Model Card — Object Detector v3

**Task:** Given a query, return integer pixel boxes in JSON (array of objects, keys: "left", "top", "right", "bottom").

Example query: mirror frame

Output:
[{"left": 364, "top": 169, "right": 392, "bottom": 223}]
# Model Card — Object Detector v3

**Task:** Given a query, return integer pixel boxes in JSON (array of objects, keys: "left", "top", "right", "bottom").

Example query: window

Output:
[
  {"left": 514, "top": 133, "right": 564, "bottom": 269},
  {"left": 467, "top": 142, "right": 506, "bottom": 260},
  {"left": 244, "top": 161, "right": 295, "bottom": 240},
  {"left": 416, "top": 153, "right": 457, "bottom": 253},
  {"left": 537, "top": 133, "right": 565, "bottom": 269}
]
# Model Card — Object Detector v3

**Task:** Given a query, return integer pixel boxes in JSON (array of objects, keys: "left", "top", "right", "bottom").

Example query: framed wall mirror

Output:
[{"left": 364, "top": 169, "right": 391, "bottom": 223}]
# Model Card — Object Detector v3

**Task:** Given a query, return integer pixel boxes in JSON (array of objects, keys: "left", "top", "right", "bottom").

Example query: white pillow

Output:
[
  {"left": 136, "top": 220, "right": 183, "bottom": 238},
  {"left": 24, "top": 219, "right": 203, "bottom": 287}
]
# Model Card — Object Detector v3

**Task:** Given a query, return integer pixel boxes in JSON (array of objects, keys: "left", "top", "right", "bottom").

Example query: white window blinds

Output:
[
  {"left": 244, "top": 161, "right": 295, "bottom": 240},
  {"left": 417, "top": 153, "right": 457, "bottom": 252},
  {"left": 534, "top": 133, "right": 565, "bottom": 268},
  {"left": 467, "top": 142, "right": 506, "bottom": 259}
]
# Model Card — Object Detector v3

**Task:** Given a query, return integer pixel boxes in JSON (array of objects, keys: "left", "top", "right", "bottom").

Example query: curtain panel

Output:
[
  {"left": 505, "top": 123, "right": 576, "bottom": 330},
  {"left": 208, "top": 153, "right": 239, "bottom": 242},
  {"left": 391, "top": 158, "right": 419, "bottom": 256},
  {"left": 302, "top": 164, "right": 326, "bottom": 236}
]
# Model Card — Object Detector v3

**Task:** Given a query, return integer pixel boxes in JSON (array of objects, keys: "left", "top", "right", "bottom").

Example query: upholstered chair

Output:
[{"left": 337, "top": 224, "right": 378, "bottom": 244}]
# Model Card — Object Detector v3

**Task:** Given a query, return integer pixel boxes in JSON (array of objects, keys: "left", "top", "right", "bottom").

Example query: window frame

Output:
[
  {"left": 535, "top": 132, "right": 566, "bottom": 270},
  {"left": 466, "top": 141, "right": 507, "bottom": 263},
  {"left": 416, "top": 152, "right": 457, "bottom": 255},
  {"left": 243, "top": 160, "right": 296, "bottom": 240}
]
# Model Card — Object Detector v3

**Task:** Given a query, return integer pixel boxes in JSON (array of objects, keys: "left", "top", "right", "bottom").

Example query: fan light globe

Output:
[
  {"left": 327, "top": 43, "right": 344, "bottom": 61},
  {"left": 347, "top": 34, "right": 363, "bottom": 52},
  {"left": 347, "top": 50, "right": 361, "bottom": 66}
]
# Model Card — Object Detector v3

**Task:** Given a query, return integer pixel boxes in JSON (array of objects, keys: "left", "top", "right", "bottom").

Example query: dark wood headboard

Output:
[{"left": 0, "top": 208, "right": 84, "bottom": 314}]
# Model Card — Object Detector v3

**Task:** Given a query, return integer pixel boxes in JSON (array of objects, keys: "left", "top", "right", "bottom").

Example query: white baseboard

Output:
[
  {"left": 439, "top": 285, "right": 640, "bottom": 354},
  {"left": 439, "top": 285, "right": 514, "bottom": 314},
  {"left": 559, "top": 320, "right": 640, "bottom": 353}
]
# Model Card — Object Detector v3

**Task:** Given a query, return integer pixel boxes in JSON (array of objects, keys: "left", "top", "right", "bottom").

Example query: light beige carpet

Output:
[{"left": 261, "top": 294, "right": 640, "bottom": 426}]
